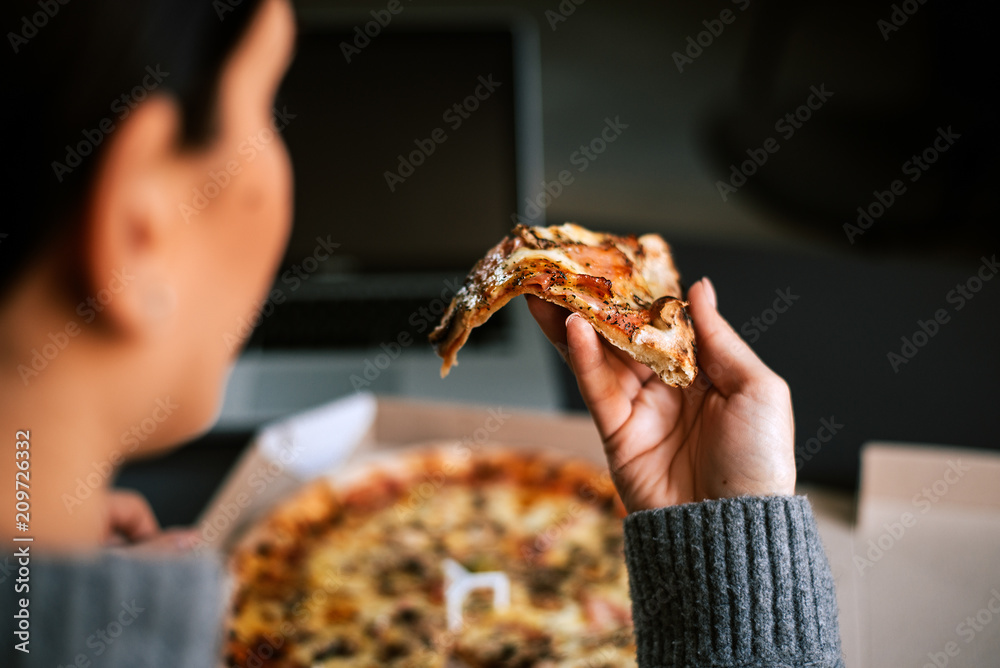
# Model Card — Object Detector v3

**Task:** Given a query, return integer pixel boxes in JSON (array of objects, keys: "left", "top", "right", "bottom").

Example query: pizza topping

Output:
[
  {"left": 526, "top": 565, "right": 570, "bottom": 608},
  {"left": 312, "top": 636, "right": 358, "bottom": 660},
  {"left": 453, "top": 622, "right": 557, "bottom": 667},
  {"left": 582, "top": 594, "right": 632, "bottom": 632},
  {"left": 376, "top": 553, "right": 433, "bottom": 596},
  {"left": 430, "top": 223, "right": 698, "bottom": 388}
]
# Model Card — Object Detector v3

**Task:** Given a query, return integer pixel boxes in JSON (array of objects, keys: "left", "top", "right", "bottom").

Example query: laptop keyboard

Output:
[{"left": 247, "top": 296, "right": 510, "bottom": 350}]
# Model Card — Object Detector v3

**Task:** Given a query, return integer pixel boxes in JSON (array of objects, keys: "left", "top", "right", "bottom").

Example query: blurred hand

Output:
[
  {"left": 103, "top": 489, "right": 199, "bottom": 552},
  {"left": 527, "top": 277, "right": 796, "bottom": 513}
]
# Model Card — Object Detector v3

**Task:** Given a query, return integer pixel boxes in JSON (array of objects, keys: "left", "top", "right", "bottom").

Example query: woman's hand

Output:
[
  {"left": 103, "top": 489, "right": 199, "bottom": 552},
  {"left": 527, "top": 277, "right": 796, "bottom": 513}
]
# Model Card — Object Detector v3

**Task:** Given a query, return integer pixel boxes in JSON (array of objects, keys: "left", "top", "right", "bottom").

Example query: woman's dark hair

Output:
[{"left": 1, "top": 0, "right": 265, "bottom": 295}]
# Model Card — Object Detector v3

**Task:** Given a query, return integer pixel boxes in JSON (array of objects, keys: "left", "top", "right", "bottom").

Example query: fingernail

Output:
[{"left": 701, "top": 276, "right": 717, "bottom": 309}]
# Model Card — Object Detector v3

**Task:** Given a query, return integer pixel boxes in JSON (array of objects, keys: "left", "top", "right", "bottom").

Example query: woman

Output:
[{"left": 1, "top": 0, "right": 843, "bottom": 665}]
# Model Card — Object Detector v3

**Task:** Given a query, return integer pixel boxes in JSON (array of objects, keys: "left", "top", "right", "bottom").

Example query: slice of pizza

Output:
[{"left": 430, "top": 223, "right": 698, "bottom": 388}]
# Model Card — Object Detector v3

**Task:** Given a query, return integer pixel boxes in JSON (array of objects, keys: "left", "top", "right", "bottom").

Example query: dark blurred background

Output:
[{"left": 120, "top": 0, "right": 1000, "bottom": 524}]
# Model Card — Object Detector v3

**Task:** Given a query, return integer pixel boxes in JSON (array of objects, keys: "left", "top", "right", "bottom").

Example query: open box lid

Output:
[
  {"left": 196, "top": 395, "right": 607, "bottom": 551},
  {"left": 810, "top": 442, "right": 1000, "bottom": 667},
  {"left": 362, "top": 396, "right": 605, "bottom": 464}
]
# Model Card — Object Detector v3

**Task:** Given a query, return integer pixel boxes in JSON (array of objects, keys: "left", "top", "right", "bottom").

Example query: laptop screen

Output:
[{"left": 277, "top": 25, "right": 519, "bottom": 275}]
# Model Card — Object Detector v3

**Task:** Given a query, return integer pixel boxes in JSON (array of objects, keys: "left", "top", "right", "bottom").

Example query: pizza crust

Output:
[{"left": 430, "top": 223, "right": 698, "bottom": 388}]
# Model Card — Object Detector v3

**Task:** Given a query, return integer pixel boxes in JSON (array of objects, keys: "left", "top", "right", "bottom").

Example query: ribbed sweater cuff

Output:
[
  {"left": 2, "top": 552, "right": 226, "bottom": 668},
  {"left": 623, "top": 495, "right": 843, "bottom": 668}
]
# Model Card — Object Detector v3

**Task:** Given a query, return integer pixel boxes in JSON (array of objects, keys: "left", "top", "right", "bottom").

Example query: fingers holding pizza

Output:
[
  {"left": 432, "top": 223, "right": 795, "bottom": 512},
  {"left": 527, "top": 277, "right": 796, "bottom": 513},
  {"left": 102, "top": 488, "right": 201, "bottom": 552},
  {"left": 526, "top": 294, "right": 674, "bottom": 440}
]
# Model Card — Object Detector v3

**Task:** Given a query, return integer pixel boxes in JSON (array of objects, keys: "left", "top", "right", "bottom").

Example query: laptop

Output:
[{"left": 216, "top": 9, "right": 562, "bottom": 429}]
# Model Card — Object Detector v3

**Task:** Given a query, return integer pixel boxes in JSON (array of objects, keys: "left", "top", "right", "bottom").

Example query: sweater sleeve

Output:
[
  {"left": 1, "top": 551, "right": 227, "bottom": 668},
  {"left": 623, "top": 495, "right": 844, "bottom": 668}
]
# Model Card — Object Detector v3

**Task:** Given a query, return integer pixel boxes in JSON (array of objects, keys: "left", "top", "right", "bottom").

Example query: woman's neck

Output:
[
  {"left": 0, "top": 277, "right": 120, "bottom": 550},
  {"left": 1, "top": 375, "right": 114, "bottom": 550}
]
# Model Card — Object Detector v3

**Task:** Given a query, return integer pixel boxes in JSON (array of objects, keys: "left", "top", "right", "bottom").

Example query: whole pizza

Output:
[{"left": 224, "top": 447, "right": 635, "bottom": 667}]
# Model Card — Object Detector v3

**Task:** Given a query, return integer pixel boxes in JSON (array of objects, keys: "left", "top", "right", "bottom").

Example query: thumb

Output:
[{"left": 687, "top": 277, "right": 773, "bottom": 397}]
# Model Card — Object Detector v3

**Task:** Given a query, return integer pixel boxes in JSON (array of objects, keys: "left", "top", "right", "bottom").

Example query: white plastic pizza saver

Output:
[{"left": 443, "top": 558, "right": 511, "bottom": 632}]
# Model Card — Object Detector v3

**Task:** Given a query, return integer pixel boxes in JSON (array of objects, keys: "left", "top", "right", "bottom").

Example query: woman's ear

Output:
[{"left": 82, "top": 94, "right": 187, "bottom": 337}]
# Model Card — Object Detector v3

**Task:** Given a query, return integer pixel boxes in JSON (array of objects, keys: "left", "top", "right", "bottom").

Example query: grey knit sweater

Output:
[
  {"left": 2, "top": 495, "right": 843, "bottom": 667},
  {"left": 625, "top": 495, "right": 844, "bottom": 667}
]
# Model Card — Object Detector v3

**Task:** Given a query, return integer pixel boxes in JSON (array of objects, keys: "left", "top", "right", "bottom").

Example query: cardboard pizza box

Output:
[
  {"left": 200, "top": 396, "right": 1000, "bottom": 666},
  {"left": 196, "top": 394, "right": 607, "bottom": 551},
  {"left": 807, "top": 442, "right": 1000, "bottom": 668}
]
